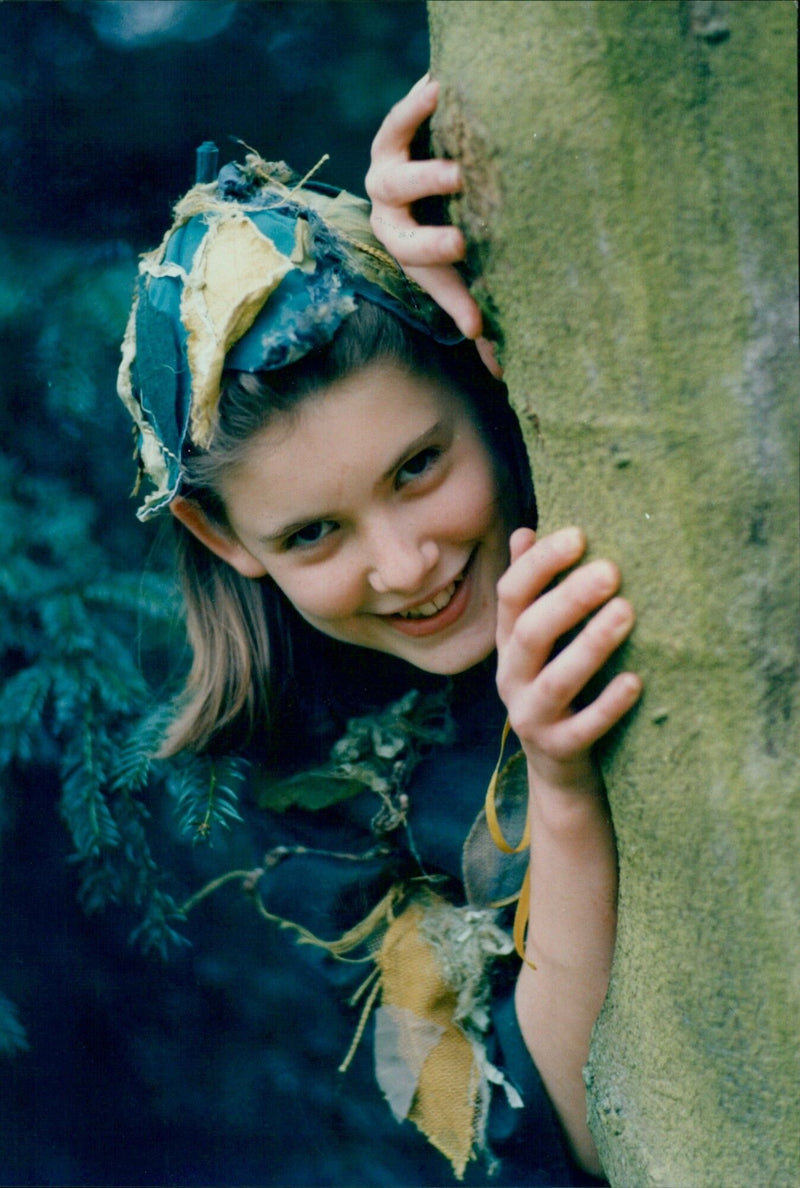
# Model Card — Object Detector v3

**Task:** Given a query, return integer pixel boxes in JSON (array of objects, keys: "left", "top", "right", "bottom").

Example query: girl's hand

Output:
[
  {"left": 496, "top": 526, "right": 642, "bottom": 792},
  {"left": 366, "top": 76, "right": 501, "bottom": 373},
  {"left": 497, "top": 526, "right": 639, "bottom": 1172}
]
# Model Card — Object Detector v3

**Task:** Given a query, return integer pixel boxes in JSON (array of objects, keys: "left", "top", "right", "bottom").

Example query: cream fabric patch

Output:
[
  {"left": 181, "top": 213, "right": 293, "bottom": 448},
  {"left": 374, "top": 1004, "right": 444, "bottom": 1122}
]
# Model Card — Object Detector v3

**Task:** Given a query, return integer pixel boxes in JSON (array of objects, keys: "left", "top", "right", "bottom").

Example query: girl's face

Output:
[{"left": 217, "top": 360, "right": 509, "bottom": 674}]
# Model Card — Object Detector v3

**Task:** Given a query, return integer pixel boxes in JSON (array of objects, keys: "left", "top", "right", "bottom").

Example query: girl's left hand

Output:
[
  {"left": 495, "top": 527, "right": 642, "bottom": 791},
  {"left": 366, "top": 76, "right": 495, "bottom": 362},
  {"left": 503, "top": 527, "right": 639, "bottom": 1175}
]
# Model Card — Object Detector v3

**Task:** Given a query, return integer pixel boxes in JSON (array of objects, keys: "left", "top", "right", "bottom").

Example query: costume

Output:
[{"left": 230, "top": 645, "right": 606, "bottom": 1186}]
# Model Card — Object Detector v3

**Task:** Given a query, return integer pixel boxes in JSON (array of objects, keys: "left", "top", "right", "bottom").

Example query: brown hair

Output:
[{"left": 161, "top": 300, "right": 535, "bottom": 757}]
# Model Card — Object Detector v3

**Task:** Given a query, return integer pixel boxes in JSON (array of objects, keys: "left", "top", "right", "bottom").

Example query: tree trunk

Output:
[{"left": 427, "top": 2, "right": 798, "bottom": 1184}]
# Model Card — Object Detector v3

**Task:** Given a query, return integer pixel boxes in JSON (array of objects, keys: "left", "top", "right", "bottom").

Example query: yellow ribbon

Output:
[
  {"left": 484, "top": 718, "right": 530, "bottom": 854},
  {"left": 484, "top": 718, "right": 536, "bottom": 968}
]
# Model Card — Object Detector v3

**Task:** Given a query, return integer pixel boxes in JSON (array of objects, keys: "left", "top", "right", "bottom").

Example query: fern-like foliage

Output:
[
  {"left": 0, "top": 455, "right": 191, "bottom": 963},
  {"left": 171, "top": 752, "right": 247, "bottom": 844},
  {"left": 0, "top": 241, "right": 250, "bottom": 1045}
]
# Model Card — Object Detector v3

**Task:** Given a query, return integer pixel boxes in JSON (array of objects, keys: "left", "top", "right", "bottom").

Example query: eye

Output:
[
  {"left": 284, "top": 520, "right": 338, "bottom": 550},
  {"left": 396, "top": 446, "right": 442, "bottom": 487}
]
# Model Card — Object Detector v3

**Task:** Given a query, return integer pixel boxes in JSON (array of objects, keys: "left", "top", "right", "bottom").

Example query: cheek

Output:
[
  {"left": 266, "top": 562, "right": 364, "bottom": 622},
  {"left": 447, "top": 456, "right": 501, "bottom": 536}
]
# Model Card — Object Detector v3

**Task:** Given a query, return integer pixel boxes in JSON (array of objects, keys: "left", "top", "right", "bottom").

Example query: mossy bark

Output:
[{"left": 427, "top": 3, "right": 798, "bottom": 1184}]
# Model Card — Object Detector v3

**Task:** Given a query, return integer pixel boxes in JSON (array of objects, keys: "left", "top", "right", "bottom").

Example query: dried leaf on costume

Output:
[
  {"left": 463, "top": 749, "right": 529, "bottom": 908},
  {"left": 373, "top": 891, "right": 521, "bottom": 1180},
  {"left": 253, "top": 689, "right": 454, "bottom": 815}
]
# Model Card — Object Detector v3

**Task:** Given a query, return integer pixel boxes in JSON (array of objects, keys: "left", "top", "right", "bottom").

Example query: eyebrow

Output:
[
  {"left": 258, "top": 418, "right": 448, "bottom": 545},
  {"left": 380, "top": 418, "right": 446, "bottom": 483}
]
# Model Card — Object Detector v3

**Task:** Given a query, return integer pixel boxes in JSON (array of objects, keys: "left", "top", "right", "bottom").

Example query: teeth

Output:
[{"left": 399, "top": 580, "right": 458, "bottom": 620}]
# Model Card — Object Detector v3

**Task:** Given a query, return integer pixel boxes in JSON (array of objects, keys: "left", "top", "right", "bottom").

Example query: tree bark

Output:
[{"left": 427, "top": 3, "right": 798, "bottom": 1184}]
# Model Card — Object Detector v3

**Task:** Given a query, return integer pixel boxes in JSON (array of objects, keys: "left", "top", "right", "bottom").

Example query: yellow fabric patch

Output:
[
  {"left": 377, "top": 896, "right": 481, "bottom": 1180},
  {"left": 180, "top": 213, "right": 293, "bottom": 448}
]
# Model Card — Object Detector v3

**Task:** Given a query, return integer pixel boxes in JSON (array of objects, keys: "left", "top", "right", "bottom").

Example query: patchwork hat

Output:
[{"left": 117, "top": 147, "right": 461, "bottom": 519}]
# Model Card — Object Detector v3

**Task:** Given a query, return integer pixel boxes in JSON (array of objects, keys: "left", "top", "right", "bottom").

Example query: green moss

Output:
[{"left": 429, "top": 2, "right": 799, "bottom": 1183}]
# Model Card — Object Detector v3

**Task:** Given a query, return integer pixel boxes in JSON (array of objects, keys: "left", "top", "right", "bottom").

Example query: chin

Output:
[{"left": 390, "top": 633, "right": 497, "bottom": 676}]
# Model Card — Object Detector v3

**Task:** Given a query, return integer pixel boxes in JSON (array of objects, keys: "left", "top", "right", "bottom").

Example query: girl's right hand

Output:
[{"left": 366, "top": 76, "right": 486, "bottom": 345}]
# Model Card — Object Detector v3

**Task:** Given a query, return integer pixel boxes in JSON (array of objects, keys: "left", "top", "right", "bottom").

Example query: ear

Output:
[{"left": 170, "top": 496, "right": 268, "bottom": 579}]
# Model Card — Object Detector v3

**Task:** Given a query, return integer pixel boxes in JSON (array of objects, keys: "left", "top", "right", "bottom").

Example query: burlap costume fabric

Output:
[{"left": 374, "top": 892, "right": 517, "bottom": 1179}]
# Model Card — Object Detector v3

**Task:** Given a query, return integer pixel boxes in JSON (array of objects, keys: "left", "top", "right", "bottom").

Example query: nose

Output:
[{"left": 366, "top": 519, "right": 440, "bottom": 596}]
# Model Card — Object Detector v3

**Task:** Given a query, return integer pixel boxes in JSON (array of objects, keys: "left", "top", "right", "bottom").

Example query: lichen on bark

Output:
[{"left": 428, "top": 2, "right": 799, "bottom": 1184}]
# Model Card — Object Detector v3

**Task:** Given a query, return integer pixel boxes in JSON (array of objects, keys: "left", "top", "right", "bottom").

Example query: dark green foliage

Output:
[
  {"left": 172, "top": 752, "right": 247, "bottom": 844},
  {"left": 0, "top": 451, "right": 256, "bottom": 987},
  {"left": 0, "top": 232, "right": 255, "bottom": 1046},
  {"left": 0, "top": 455, "right": 182, "bottom": 948}
]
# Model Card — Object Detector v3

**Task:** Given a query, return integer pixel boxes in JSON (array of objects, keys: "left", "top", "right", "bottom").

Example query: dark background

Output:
[
  {"left": 0, "top": 0, "right": 429, "bottom": 528},
  {"left": 0, "top": 4, "right": 446, "bottom": 1185}
]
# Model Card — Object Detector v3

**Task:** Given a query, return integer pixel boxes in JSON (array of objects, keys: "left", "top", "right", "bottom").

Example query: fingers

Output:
[
  {"left": 563, "top": 671, "right": 642, "bottom": 751},
  {"left": 365, "top": 75, "right": 486, "bottom": 345},
  {"left": 509, "top": 526, "right": 536, "bottom": 564},
  {"left": 520, "top": 596, "right": 636, "bottom": 715},
  {"left": 369, "top": 75, "right": 439, "bottom": 160},
  {"left": 499, "top": 598, "right": 640, "bottom": 756},
  {"left": 496, "top": 528, "right": 642, "bottom": 756},
  {"left": 498, "top": 573, "right": 630, "bottom": 716},
  {"left": 369, "top": 217, "right": 465, "bottom": 267},
  {"left": 404, "top": 264, "right": 484, "bottom": 339},
  {"left": 367, "top": 157, "right": 462, "bottom": 211},
  {"left": 497, "top": 528, "right": 587, "bottom": 647},
  {"left": 525, "top": 670, "right": 642, "bottom": 766},
  {"left": 476, "top": 336, "right": 503, "bottom": 378}
]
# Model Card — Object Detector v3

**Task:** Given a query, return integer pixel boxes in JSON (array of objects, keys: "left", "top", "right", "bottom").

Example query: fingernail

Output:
[
  {"left": 597, "top": 561, "right": 620, "bottom": 595},
  {"left": 415, "top": 73, "right": 437, "bottom": 92},
  {"left": 610, "top": 597, "right": 634, "bottom": 629}
]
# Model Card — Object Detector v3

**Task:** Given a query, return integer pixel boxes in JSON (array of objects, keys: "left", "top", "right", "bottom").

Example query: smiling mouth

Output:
[
  {"left": 395, "top": 575, "right": 464, "bottom": 620},
  {"left": 383, "top": 550, "right": 477, "bottom": 637}
]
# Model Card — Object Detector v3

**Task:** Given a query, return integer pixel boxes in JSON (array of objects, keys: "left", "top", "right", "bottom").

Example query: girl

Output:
[{"left": 117, "top": 80, "right": 640, "bottom": 1187}]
